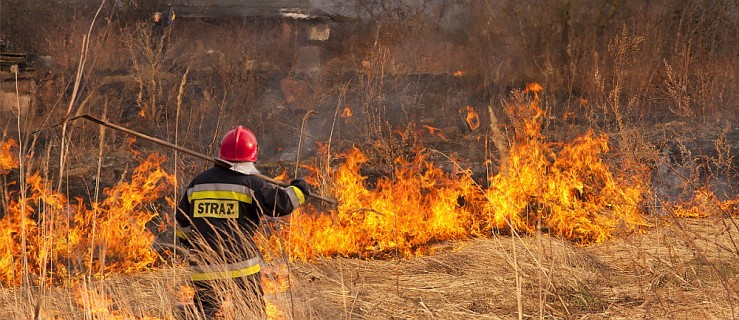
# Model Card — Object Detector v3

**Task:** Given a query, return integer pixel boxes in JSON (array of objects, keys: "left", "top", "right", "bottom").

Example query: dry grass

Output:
[
  {"left": 0, "top": 1, "right": 736, "bottom": 319},
  {"left": 287, "top": 217, "right": 737, "bottom": 319},
  {"left": 1, "top": 216, "right": 734, "bottom": 319}
]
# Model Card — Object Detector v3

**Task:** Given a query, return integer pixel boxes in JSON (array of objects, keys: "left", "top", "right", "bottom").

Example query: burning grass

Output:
[
  {"left": 0, "top": 154, "right": 174, "bottom": 286},
  {"left": 0, "top": 86, "right": 735, "bottom": 318},
  {"left": 0, "top": 139, "right": 17, "bottom": 173},
  {"left": 1, "top": 217, "right": 735, "bottom": 319},
  {"left": 673, "top": 187, "right": 739, "bottom": 218},
  {"left": 270, "top": 90, "right": 652, "bottom": 262}
]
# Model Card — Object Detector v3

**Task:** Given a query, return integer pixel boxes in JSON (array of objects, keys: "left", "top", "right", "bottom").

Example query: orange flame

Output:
[
  {"left": 263, "top": 276, "right": 290, "bottom": 295},
  {"left": 0, "top": 139, "right": 18, "bottom": 173},
  {"left": 74, "top": 286, "right": 116, "bottom": 317},
  {"left": 422, "top": 125, "right": 448, "bottom": 141},
  {"left": 273, "top": 171, "right": 289, "bottom": 182},
  {"left": 174, "top": 285, "right": 195, "bottom": 304},
  {"left": 270, "top": 146, "right": 477, "bottom": 259},
  {"left": 341, "top": 107, "right": 352, "bottom": 118},
  {"left": 672, "top": 188, "right": 738, "bottom": 218},
  {"left": 265, "top": 95, "right": 650, "bottom": 261},
  {"left": 262, "top": 265, "right": 290, "bottom": 295},
  {"left": 127, "top": 136, "right": 142, "bottom": 158},
  {"left": 465, "top": 105, "right": 480, "bottom": 131},
  {"left": 265, "top": 299, "right": 285, "bottom": 319},
  {"left": 0, "top": 154, "right": 173, "bottom": 286},
  {"left": 262, "top": 276, "right": 289, "bottom": 320},
  {"left": 524, "top": 82, "right": 543, "bottom": 94},
  {"left": 262, "top": 267, "right": 289, "bottom": 319},
  {"left": 523, "top": 82, "right": 544, "bottom": 101},
  {"left": 297, "top": 164, "right": 321, "bottom": 186},
  {"left": 454, "top": 70, "right": 464, "bottom": 77}
]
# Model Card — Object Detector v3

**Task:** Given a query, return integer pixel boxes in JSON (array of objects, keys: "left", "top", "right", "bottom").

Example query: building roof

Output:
[{"left": 167, "top": 0, "right": 331, "bottom": 20}]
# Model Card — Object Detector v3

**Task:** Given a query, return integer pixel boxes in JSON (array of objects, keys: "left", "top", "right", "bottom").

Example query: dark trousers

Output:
[{"left": 193, "top": 272, "right": 265, "bottom": 319}]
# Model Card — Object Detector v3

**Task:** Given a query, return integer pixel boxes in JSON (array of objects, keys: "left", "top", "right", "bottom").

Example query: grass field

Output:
[
  {"left": 0, "top": 1, "right": 736, "bottom": 319},
  {"left": 0, "top": 217, "right": 735, "bottom": 319}
]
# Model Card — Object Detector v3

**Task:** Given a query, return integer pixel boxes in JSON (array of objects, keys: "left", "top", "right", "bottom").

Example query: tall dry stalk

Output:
[
  {"left": 172, "top": 65, "right": 190, "bottom": 293},
  {"left": 88, "top": 101, "right": 107, "bottom": 281},
  {"left": 324, "top": 80, "right": 351, "bottom": 192},
  {"left": 513, "top": 227, "right": 522, "bottom": 320},
  {"left": 11, "top": 63, "right": 30, "bottom": 292},
  {"left": 487, "top": 102, "right": 508, "bottom": 163},
  {"left": 57, "top": 0, "right": 107, "bottom": 192},
  {"left": 606, "top": 26, "right": 644, "bottom": 133},
  {"left": 295, "top": 110, "right": 317, "bottom": 179}
]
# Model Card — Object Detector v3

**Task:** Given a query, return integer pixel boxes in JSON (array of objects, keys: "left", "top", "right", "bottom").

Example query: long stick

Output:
[{"left": 68, "top": 114, "right": 338, "bottom": 205}]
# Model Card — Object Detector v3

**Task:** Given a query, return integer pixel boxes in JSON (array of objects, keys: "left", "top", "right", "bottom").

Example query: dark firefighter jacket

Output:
[{"left": 176, "top": 166, "right": 305, "bottom": 282}]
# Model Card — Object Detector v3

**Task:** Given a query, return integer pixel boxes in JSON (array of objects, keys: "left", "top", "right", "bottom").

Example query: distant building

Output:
[
  {"left": 168, "top": 0, "right": 330, "bottom": 20},
  {"left": 167, "top": 0, "right": 333, "bottom": 76}
]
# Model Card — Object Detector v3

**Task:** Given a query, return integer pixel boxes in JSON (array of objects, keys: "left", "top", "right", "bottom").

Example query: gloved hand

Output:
[{"left": 290, "top": 178, "right": 311, "bottom": 197}]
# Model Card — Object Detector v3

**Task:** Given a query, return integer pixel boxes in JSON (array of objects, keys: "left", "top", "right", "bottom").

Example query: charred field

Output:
[{"left": 0, "top": 1, "right": 737, "bottom": 319}]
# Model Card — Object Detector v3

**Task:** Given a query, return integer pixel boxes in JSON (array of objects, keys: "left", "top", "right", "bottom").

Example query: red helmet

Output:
[{"left": 219, "top": 126, "right": 258, "bottom": 162}]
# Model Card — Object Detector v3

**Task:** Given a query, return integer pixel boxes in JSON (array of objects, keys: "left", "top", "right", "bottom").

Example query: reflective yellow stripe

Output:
[
  {"left": 190, "top": 264, "right": 261, "bottom": 281},
  {"left": 175, "top": 229, "right": 188, "bottom": 239},
  {"left": 176, "top": 224, "right": 191, "bottom": 239},
  {"left": 188, "top": 190, "right": 252, "bottom": 203},
  {"left": 287, "top": 186, "right": 306, "bottom": 205}
]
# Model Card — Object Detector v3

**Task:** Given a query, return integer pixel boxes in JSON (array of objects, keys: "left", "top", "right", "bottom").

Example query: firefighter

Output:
[
  {"left": 176, "top": 126, "right": 310, "bottom": 318},
  {"left": 151, "top": 11, "right": 167, "bottom": 54}
]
